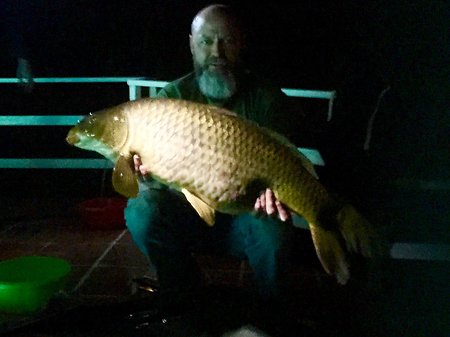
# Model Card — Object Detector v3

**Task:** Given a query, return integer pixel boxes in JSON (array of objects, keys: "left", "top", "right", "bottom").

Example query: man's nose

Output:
[{"left": 210, "top": 39, "right": 224, "bottom": 57}]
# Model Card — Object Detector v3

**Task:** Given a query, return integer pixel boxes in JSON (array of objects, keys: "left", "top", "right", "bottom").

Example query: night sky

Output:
[{"left": 11, "top": 1, "right": 449, "bottom": 88}]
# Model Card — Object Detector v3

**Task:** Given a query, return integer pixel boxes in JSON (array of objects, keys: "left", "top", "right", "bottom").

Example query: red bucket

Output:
[{"left": 77, "top": 197, "right": 127, "bottom": 230}]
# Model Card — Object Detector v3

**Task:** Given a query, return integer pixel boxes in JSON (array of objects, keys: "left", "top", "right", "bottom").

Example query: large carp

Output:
[{"left": 66, "top": 97, "right": 377, "bottom": 284}]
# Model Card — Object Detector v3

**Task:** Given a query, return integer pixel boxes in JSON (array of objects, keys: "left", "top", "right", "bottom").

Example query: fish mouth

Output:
[{"left": 66, "top": 131, "right": 80, "bottom": 145}]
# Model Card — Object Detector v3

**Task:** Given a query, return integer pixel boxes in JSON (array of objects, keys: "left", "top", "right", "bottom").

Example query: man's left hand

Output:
[{"left": 254, "top": 188, "right": 291, "bottom": 222}]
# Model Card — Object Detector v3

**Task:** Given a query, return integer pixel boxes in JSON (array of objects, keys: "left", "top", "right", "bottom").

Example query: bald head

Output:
[{"left": 191, "top": 4, "right": 241, "bottom": 36}]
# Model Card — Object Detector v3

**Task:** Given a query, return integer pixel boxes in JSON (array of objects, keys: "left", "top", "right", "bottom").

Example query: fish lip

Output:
[{"left": 66, "top": 132, "right": 79, "bottom": 145}]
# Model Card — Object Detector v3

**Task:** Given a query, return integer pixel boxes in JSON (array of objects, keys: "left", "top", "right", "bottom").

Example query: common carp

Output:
[{"left": 66, "top": 97, "right": 377, "bottom": 284}]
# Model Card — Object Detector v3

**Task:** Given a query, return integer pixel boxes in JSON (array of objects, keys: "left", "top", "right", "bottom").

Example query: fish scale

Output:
[
  {"left": 66, "top": 97, "right": 378, "bottom": 285},
  {"left": 133, "top": 100, "right": 256, "bottom": 206}
]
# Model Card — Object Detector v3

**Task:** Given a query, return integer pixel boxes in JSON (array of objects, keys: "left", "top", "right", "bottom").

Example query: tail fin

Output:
[
  {"left": 309, "top": 224, "right": 350, "bottom": 284},
  {"left": 309, "top": 203, "right": 381, "bottom": 285},
  {"left": 336, "top": 204, "right": 378, "bottom": 258}
]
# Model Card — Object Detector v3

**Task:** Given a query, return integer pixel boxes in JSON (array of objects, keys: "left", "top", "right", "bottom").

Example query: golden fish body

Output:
[{"left": 67, "top": 97, "right": 376, "bottom": 284}]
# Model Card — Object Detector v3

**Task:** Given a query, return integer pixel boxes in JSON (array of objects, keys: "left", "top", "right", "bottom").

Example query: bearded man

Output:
[{"left": 125, "top": 4, "right": 298, "bottom": 307}]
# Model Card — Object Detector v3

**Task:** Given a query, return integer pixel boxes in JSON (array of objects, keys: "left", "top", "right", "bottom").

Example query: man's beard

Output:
[{"left": 194, "top": 61, "right": 237, "bottom": 100}]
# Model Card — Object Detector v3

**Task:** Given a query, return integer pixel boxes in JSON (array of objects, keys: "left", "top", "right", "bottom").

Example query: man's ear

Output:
[{"left": 189, "top": 34, "right": 194, "bottom": 55}]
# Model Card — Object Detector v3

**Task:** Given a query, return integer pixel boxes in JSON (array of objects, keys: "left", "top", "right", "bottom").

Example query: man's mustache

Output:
[
  {"left": 206, "top": 58, "right": 229, "bottom": 68},
  {"left": 208, "top": 58, "right": 226, "bottom": 64}
]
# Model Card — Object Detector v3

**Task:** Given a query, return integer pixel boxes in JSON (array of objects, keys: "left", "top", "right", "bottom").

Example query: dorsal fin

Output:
[{"left": 260, "top": 125, "right": 318, "bottom": 179}]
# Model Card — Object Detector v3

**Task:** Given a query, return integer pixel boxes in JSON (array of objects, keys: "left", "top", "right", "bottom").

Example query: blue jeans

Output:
[{"left": 125, "top": 185, "right": 291, "bottom": 298}]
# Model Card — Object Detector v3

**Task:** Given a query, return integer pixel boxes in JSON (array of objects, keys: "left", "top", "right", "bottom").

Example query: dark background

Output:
[
  {"left": 1, "top": 0, "right": 449, "bottom": 243},
  {"left": 0, "top": 3, "right": 449, "bottom": 335},
  {"left": 3, "top": 0, "right": 449, "bottom": 86}
]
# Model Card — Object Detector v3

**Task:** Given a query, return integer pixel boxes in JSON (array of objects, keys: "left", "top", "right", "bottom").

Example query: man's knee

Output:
[
  {"left": 125, "top": 188, "right": 203, "bottom": 256},
  {"left": 251, "top": 216, "right": 287, "bottom": 251},
  {"left": 124, "top": 189, "right": 170, "bottom": 255}
]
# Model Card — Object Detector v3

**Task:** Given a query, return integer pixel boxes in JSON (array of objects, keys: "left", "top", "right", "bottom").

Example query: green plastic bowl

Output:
[{"left": 0, "top": 256, "right": 71, "bottom": 314}]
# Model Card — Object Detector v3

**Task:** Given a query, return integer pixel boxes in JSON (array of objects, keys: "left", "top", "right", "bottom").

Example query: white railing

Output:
[
  {"left": 0, "top": 77, "right": 146, "bottom": 169},
  {"left": 0, "top": 77, "right": 333, "bottom": 169},
  {"left": 0, "top": 77, "right": 145, "bottom": 84},
  {"left": 127, "top": 79, "right": 336, "bottom": 121}
]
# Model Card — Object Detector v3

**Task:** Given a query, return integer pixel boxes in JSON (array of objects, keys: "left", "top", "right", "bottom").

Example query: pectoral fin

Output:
[
  {"left": 181, "top": 188, "right": 216, "bottom": 226},
  {"left": 112, "top": 155, "right": 139, "bottom": 198}
]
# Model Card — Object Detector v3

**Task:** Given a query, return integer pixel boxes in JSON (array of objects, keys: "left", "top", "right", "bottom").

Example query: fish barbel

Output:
[{"left": 66, "top": 97, "right": 377, "bottom": 284}]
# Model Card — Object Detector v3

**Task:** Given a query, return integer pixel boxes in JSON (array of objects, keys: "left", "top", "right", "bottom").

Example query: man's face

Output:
[{"left": 190, "top": 14, "right": 242, "bottom": 99}]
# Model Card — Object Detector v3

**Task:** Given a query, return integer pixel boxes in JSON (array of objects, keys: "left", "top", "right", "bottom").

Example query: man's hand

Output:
[
  {"left": 254, "top": 188, "right": 291, "bottom": 222},
  {"left": 133, "top": 154, "right": 149, "bottom": 176}
]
